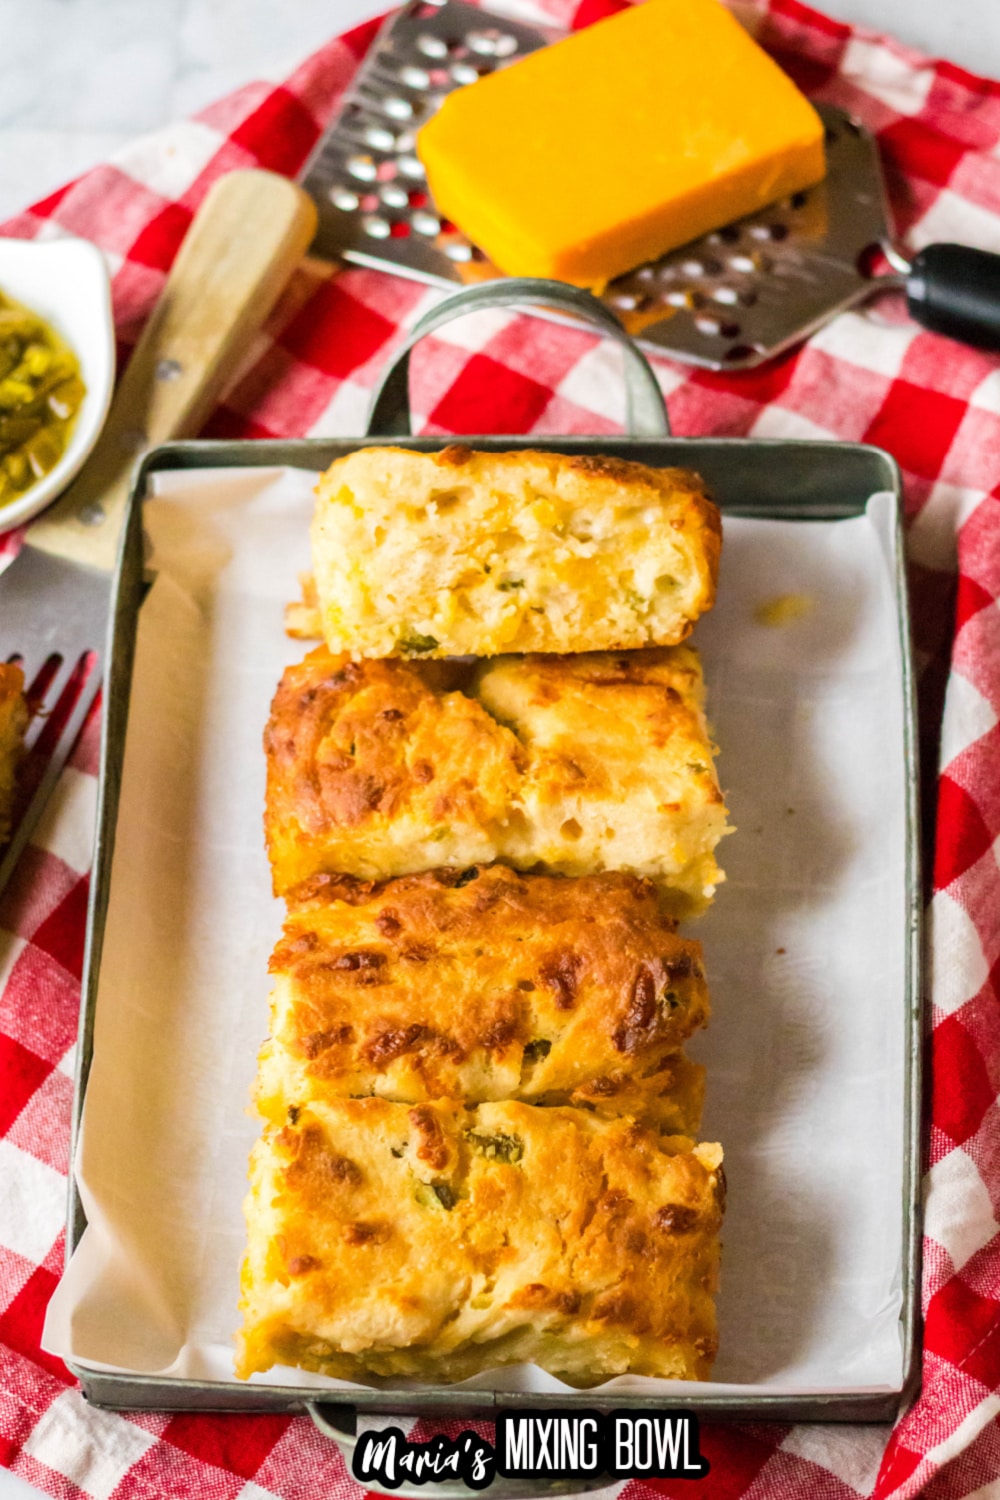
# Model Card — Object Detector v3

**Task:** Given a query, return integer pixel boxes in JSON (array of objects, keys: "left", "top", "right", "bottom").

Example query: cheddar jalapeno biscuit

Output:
[
  {"left": 257, "top": 865, "right": 709, "bottom": 1135},
  {"left": 307, "top": 447, "right": 721, "bottom": 659},
  {"left": 264, "top": 645, "right": 730, "bottom": 913},
  {"left": 237, "top": 1098, "right": 724, "bottom": 1384},
  {"left": 0, "top": 663, "right": 28, "bottom": 844}
]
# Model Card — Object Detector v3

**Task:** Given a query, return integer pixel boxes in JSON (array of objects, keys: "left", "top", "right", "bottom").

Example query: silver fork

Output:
[{"left": 0, "top": 169, "right": 317, "bottom": 893}]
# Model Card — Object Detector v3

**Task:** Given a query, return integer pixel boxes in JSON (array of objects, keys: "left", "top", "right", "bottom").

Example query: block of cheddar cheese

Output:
[{"left": 417, "top": 0, "right": 825, "bottom": 289}]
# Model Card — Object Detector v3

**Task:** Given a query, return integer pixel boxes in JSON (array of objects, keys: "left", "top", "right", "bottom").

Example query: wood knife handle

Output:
[{"left": 28, "top": 169, "right": 318, "bottom": 572}]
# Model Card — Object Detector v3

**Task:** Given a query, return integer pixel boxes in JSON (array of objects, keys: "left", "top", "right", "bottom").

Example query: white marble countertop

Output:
[
  {"left": 0, "top": 1, "right": 999, "bottom": 1498},
  {"left": 0, "top": 0, "right": 390, "bottom": 222}
]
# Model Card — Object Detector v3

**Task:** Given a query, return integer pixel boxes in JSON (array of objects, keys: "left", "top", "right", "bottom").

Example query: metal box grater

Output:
[{"left": 299, "top": 0, "right": 900, "bottom": 370}]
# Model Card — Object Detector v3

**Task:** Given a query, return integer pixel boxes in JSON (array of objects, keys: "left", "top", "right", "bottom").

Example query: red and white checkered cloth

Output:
[{"left": 1, "top": 0, "right": 999, "bottom": 1495}]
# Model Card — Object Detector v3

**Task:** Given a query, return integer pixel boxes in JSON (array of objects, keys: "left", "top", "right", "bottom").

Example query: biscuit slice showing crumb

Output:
[
  {"left": 264, "top": 645, "right": 730, "bottom": 913},
  {"left": 476, "top": 648, "right": 729, "bottom": 904},
  {"left": 0, "top": 663, "right": 28, "bottom": 844},
  {"left": 237, "top": 1097, "right": 723, "bottom": 1384},
  {"left": 257, "top": 865, "right": 709, "bottom": 1135},
  {"left": 310, "top": 446, "right": 721, "bottom": 659}
]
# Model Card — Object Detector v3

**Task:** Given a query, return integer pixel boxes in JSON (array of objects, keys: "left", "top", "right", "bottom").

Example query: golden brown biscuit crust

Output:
[
  {"left": 237, "top": 1098, "right": 724, "bottom": 1384},
  {"left": 0, "top": 663, "right": 28, "bottom": 844},
  {"left": 264, "top": 645, "right": 730, "bottom": 911},
  {"left": 257, "top": 865, "right": 709, "bottom": 1134}
]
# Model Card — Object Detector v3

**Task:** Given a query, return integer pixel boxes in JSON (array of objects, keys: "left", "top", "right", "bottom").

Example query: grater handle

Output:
[
  {"left": 906, "top": 243, "right": 1000, "bottom": 351},
  {"left": 366, "top": 278, "right": 671, "bottom": 439}
]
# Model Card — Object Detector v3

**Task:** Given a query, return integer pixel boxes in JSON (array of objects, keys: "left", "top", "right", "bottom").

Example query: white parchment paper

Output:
[{"left": 43, "top": 467, "right": 909, "bottom": 1397}]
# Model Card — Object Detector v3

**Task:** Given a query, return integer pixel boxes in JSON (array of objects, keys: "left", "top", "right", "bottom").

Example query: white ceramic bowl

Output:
[{"left": 0, "top": 235, "right": 115, "bottom": 533}]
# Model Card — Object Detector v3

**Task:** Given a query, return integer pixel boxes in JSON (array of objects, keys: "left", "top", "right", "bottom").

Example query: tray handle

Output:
[
  {"left": 306, "top": 1402, "right": 609, "bottom": 1500},
  {"left": 365, "top": 278, "right": 671, "bottom": 439}
]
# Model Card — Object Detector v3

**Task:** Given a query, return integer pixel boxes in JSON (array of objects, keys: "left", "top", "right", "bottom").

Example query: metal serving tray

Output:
[{"left": 64, "top": 280, "right": 922, "bottom": 1467}]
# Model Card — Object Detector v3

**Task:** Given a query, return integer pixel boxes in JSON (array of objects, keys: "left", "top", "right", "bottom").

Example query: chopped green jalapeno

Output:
[
  {"left": 0, "top": 290, "right": 85, "bottom": 510},
  {"left": 415, "top": 1181, "right": 455, "bottom": 1209},
  {"left": 466, "top": 1131, "right": 524, "bottom": 1163},
  {"left": 397, "top": 630, "right": 439, "bottom": 655}
]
